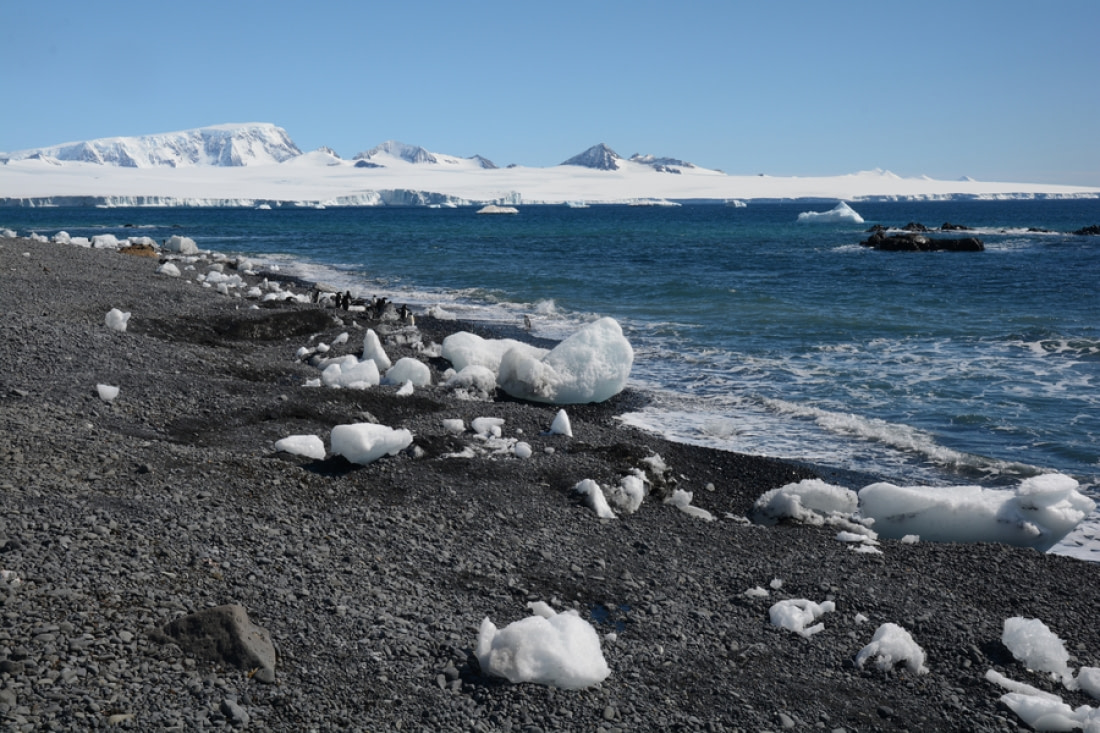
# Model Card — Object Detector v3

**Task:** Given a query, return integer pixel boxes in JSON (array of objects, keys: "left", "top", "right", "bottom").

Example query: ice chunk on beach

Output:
[
  {"left": 575, "top": 479, "right": 616, "bottom": 519},
  {"left": 769, "top": 598, "right": 835, "bottom": 637},
  {"left": 96, "top": 384, "right": 119, "bottom": 403},
  {"left": 498, "top": 317, "right": 633, "bottom": 404},
  {"left": 383, "top": 357, "right": 430, "bottom": 387},
  {"left": 476, "top": 602, "right": 611, "bottom": 689},
  {"left": 797, "top": 201, "right": 864, "bottom": 224},
  {"left": 156, "top": 262, "right": 181, "bottom": 277},
  {"left": 855, "top": 623, "right": 928, "bottom": 675},
  {"left": 442, "top": 418, "right": 465, "bottom": 434},
  {"left": 445, "top": 365, "right": 497, "bottom": 400},
  {"left": 274, "top": 435, "right": 326, "bottom": 460},
  {"left": 666, "top": 489, "right": 715, "bottom": 521},
  {"left": 471, "top": 417, "right": 504, "bottom": 438},
  {"left": 361, "top": 329, "right": 392, "bottom": 371},
  {"left": 442, "top": 331, "right": 547, "bottom": 373},
  {"left": 162, "top": 235, "right": 198, "bottom": 254},
  {"left": 330, "top": 423, "right": 412, "bottom": 465},
  {"left": 858, "top": 474, "right": 1095, "bottom": 552},
  {"left": 321, "top": 357, "right": 380, "bottom": 389},
  {"left": 514, "top": 441, "right": 533, "bottom": 459},
  {"left": 549, "top": 409, "right": 572, "bottom": 436},
  {"left": 91, "top": 234, "right": 122, "bottom": 249},
  {"left": 1002, "top": 617, "right": 1075, "bottom": 686},
  {"left": 753, "top": 479, "right": 859, "bottom": 526},
  {"left": 607, "top": 472, "right": 647, "bottom": 514},
  {"left": 105, "top": 308, "right": 130, "bottom": 332}
]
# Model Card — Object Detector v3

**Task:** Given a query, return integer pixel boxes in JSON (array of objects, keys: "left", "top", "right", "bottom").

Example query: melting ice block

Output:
[
  {"left": 274, "top": 435, "right": 326, "bottom": 461},
  {"left": 498, "top": 317, "right": 633, "bottom": 404},
  {"left": 330, "top": 423, "right": 412, "bottom": 465},
  {"left": 858, "top": 474, "right": 1095, "bottom": 552},
  {"left": 476, "top": 602, "right": 610, "bottom": 689},
  {"left": 105, "top": 308, "right": 130, "bottom": 332}
]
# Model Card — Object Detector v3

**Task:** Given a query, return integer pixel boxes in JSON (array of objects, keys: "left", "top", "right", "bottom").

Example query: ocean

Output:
[{"left": 5, "top": 200, "right": 1099, "bottom": 554}]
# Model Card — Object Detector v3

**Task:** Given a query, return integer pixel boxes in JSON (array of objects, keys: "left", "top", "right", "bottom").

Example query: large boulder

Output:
[{"left": 154, "top": 604, "right": 277, "bottom": 683}]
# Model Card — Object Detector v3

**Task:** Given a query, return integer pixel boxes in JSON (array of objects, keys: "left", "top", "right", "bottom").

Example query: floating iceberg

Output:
[{"left": 796, "top": 201, "right": 864, "bottom": 224}]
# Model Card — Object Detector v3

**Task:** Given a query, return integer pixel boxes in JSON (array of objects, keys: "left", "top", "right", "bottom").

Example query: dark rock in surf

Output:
[
  {"left": 940, "top": 222, "right": 972, "bottom": 231},
  {"left": 860, "top": 231, "right": 985, "bottom": 252},
  {"left": 1073, "top": 224, "right": 1100, "bottom": 236},
  {"left": 902, "top": 222, "right": 930, "bottom": 232}
]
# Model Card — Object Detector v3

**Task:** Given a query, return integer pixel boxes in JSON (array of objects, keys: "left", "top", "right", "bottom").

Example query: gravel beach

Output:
[{"left": 2, "top": 235, "right": 1099, "bottom": 732}]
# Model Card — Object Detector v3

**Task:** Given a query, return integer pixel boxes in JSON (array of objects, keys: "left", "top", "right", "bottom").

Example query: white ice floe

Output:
[
  {"left": 753, "top": 479, "right": 860, "bottom": 527},
  {"left": 361, "top": 329, "right": 392, "bottom": 371},
  {"left": 156, "top": 262, "right": 181, "bottom": 277},
  {"left": 1002, "top": 617, "right": 1076, "bottom": 687},
  {"left": 665, "top": 489, "right": 715, "bottom": 521},
  {"left": 442, "top": 418, "right": 465, "bottom": 435},
  {"left": 163, "top": 234, "right": 199, "bottom": 254},
  {"left": 606, "top": 472, "right": 647, "bottom": 514},
  {"left": 498, "top": 317, "right": 633, "bottom": 404},
  {"left": 859, "top": 474, "right": 1095, "bottom": 552},
  {"left": 796, "top": 201, "right": 865, "bottom": 224},
  {"left": 442, "top": 331, "right": 544, "bottom": 373},
  {"left": 575, "top": 479, "right": 616, "bottom": 520},
  {"left": 549, "top": 409, "right": 572, "bottom": 436},
  {"left": 321, "top": 356, "right": 380, "bottom": 389},
  {"left": 855, "top": 623, "right": 928, "bottom": 675},
  {"left": 274, "top": 435, "right": 326, "bottom": 460},
  {"left": 769, "top": 598, "right": 835, "bottom": 638},
  {"left": 514, "top": 441, "right": 533, "bottom": 459},
  {"left": 330, "top": 423, "right": 412, "bottom": 465},
  {"left": 383, "top": 357, "right": 431, "bottom": 387},
  {"left": 476, "top": 601, "right": 610, "bottom": 689},
  {"left": 105, "top": 308, "right": 130, "bottom": 332},
  {"left": 96, "top": 384, "right": 120, "bottom": 403},
  {"left": 445, "top": 365, "right": 497, "bottom": 400},
  {"left": 754, "top": 474, "right": 1094, "bottom": 553}
]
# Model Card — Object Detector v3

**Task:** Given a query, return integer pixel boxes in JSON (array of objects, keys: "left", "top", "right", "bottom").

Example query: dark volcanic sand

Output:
[{"left": 1, "top": 235, "right": 1099, "bottom": 732}]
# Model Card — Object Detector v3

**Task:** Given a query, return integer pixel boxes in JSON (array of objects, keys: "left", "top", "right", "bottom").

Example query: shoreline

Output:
[{"left": 2, "top": 236, "right": 1100, "bottom": 730}]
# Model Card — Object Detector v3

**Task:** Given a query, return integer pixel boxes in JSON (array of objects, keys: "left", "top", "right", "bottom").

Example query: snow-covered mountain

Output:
[
  {"left": 2, "top": 123, "right": 301, "bottom": 168},
  {"left": 2, "top": 124, "right": 1098, "bottom": 207},
  {"left": 353, "top": 140, "right": 498, "bottom": 170},
  {"left": 561, "top": 143, "right": 622, "bottom": 171}
]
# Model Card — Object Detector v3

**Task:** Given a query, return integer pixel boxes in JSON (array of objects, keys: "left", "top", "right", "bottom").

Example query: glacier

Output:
[{"left": 2, "top": 123, "right": 1098, "bottom": 207}]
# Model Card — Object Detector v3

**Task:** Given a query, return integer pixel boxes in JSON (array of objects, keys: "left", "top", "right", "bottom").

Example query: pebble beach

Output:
[{"left": 2, "top": 235, "right": 1100, "bottom": 732}]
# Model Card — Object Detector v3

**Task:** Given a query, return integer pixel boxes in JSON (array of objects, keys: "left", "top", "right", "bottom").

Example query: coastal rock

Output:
[
  {"left": 1074, "top": 224, "right": 1100, "bottom": 236},
  {"left": 119, "top": 242, "right": 158, "bottom": 257},
  {"left": 940, "top": 222, "right": 972, "bottom": 231},
  {"left": 155, "top": 605, "right": 277, "bottom": 683},
  {"left": 861, "top": 231, "right": 984, "bottom": 252}
]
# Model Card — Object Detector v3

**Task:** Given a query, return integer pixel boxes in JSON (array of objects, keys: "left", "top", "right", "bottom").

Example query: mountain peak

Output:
[
  {"left": 561, "top": 143, "right": 621, "bottom": 171},
  {"left": 354, "top": 141, "right": 438, "bottom": 165},
  {"left": 5, "top": 123, "right": 301, "bottom": 168}
]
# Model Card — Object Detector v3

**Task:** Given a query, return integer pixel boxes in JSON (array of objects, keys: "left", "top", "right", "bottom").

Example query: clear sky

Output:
[{"left": 2, "top": 1, "right": 1097, "bottom": 185}]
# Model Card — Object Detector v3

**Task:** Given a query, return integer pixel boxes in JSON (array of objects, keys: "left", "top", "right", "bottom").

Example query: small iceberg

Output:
[
  {"left": 797, "top": 201, "right": 864, "bottom": 224},
  {"left": 477, "top": 204, "right": 519, "bottom": 215}
]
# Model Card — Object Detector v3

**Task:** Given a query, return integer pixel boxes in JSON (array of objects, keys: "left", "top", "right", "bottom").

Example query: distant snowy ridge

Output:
[
  {"left": 2, "top": 123, "right": 301, "bottom": 168},
  {"left": 353, "top": 140, "right": 498, "bottom": 170},
  {"left": 2, "top": 123, "right": 1099, "bottom": 206}
]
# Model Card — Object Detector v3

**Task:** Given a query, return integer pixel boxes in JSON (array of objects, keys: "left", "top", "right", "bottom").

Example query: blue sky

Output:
[{"left": 2, "top": 1, "right": 1097, "bottom": 185}]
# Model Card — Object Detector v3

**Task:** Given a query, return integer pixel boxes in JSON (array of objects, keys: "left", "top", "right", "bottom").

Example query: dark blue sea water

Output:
[{"left": 6, "top": 200, "right": 1099, "bottom": 492}]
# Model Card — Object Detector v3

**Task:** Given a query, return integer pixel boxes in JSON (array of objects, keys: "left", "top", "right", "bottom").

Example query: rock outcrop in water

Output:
[{"left": 861, "top": 230, "right": 985, "bottom": 252}]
